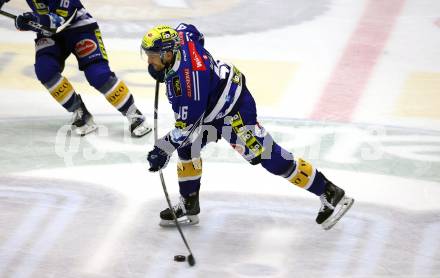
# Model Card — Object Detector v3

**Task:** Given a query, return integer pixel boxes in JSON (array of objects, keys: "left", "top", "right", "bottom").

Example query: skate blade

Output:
[
  {"left": 321, "top": 196, "right": 354, "bottom": 230},
  {"left": 159, "top": 215, "right": 199, "bottom": 227},
  {"left": 132, "top": 125, "right": 152, "bottom": 138}
]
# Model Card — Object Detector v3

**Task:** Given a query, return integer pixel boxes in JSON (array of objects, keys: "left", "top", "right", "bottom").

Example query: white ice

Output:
[{"left": 0, "top": 0, "right": 440, "bottom": 277}]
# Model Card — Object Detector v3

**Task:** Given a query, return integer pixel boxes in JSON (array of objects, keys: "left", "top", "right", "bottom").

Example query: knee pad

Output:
[
  {"left": 177, "top": 158, "right": 202, "bottom": 182},
  {"left": 34, "top": 55, "right": 62, "bottom": 84}
]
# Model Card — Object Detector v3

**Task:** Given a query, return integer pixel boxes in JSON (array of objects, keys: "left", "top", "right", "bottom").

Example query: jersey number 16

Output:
[{"left": 178, "top": 106, "right": 188, "bottom": 120}]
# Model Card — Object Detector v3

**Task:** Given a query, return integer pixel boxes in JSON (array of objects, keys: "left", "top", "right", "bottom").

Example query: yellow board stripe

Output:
[
  {"left": 177, "top": 159, "right": 202, "bottom": 181},
  {"left": 49, "top": 77, "right": 74, "bottom": 104},
  {"left": 105, "top": 80, "right": 130, "bottom": 108},
  {"left": 288, "top": 158, "right": 314, "bottom": 188}
]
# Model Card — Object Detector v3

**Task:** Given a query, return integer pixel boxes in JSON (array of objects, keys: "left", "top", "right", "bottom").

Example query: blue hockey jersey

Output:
[
  {"left": 26, "top": 0, "right": 96, "bottom": 31},
  {"left": 158, "top": 23, "right": 243, "bottom": 149}
]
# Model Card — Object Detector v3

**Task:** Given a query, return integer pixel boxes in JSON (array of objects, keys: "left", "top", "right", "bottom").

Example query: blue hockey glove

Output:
[
  {"left": 15, "top": 12, "right": 38, "bottom": 31},
  {"left": 147, "top": 146, "right": 171, "bottom": 172}
]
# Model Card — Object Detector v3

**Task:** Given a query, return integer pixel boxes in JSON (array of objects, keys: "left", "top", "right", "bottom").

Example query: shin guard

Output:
[
  {"left": 44, "top": 74, "right": 80, "bottom": 112},
  {"left": 284, "top": 158, "right": 326, "bottom": 196},
  {"left": 99, "top": 76, "right": 134, "bottom": 115}
]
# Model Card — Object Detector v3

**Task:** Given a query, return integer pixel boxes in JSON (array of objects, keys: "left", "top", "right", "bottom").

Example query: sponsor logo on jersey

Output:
[
  {"left": 94, "top": 30, "right": 108, "bottom": 60},
  {"left": 181, "top": 49, "right": 188, "bottom": 62},
  {"left": 178, "top": 32, "right": 185, "bottom": 46},
  {"left": 188, "top": 41, "right": 206, "bottom": 71},
  {"left": 74, "top": 39, "right": 98, "bottom": 58},
  {"left": 230, "top": 112, "right": 264, "bottom": 157},
  {"left": 35, "top": 38, "right": 55, "bottom": 52},
  {"left": 184, "top": 68, "right": 192, "bottom": 98},
  {"left": 172, "top": 76, "right": 182, "bottom": 97}
]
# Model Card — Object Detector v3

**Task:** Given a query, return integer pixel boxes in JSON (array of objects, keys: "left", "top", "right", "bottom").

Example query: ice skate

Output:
[
  {"left": 316, "top": 179, "right": 354, "bottom": 230},
  {"left": 71, "top": 96, "right": 97, "bottom": 136},
  {"left": 160, "top": 193, "right": 200, "bottom": 227},
  {"left": 127, "top": 109, "right": 152, "bottom": 137}
]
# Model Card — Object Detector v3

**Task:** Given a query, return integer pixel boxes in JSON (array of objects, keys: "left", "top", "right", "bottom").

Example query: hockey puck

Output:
[{"left": 174, "top": 255, "right": 186, "bottom": 262}]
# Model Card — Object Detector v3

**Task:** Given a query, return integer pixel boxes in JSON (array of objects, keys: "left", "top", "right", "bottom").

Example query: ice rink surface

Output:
[{"left": 1, "top": 0, "right": 440, "bottom": 277}]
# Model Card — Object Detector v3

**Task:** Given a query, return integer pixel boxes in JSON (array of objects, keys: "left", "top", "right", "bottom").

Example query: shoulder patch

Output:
[{"left": 172, "top": 76, "right": 182, "bottom": 97}]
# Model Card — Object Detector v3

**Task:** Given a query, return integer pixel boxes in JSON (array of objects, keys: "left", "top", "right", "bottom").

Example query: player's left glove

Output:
[
  {"left": 15, "top": 12, "right": 38, "bottom": 31},
  {"left": 147, "top": 146, "right": 171, "bottom": 172}
]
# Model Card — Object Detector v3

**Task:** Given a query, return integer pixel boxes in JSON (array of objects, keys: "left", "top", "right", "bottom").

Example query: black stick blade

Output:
[{"left": 187, "top": 254, "right": 196, "bottom": 266}]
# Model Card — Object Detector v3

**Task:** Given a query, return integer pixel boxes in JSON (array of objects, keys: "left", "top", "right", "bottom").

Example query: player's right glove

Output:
[
  {"left": 147, "top": 146, "right": 171, "bottom": 172},
  {"left": 15, "top": 12, "right": 38, "bottom": 32}
]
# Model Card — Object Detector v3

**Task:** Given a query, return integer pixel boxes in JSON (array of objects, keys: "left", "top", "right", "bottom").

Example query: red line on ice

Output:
[{"left": 310, "top": 0, "right": 406, "bottom": 122}]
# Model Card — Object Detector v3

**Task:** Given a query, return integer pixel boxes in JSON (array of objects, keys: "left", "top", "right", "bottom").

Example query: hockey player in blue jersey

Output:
[
  {"left": 5, "top": 0, "right": 151, "bottom": 136},
  {"left": 142, "top": 24, "right": 354, "bottom": 230}
]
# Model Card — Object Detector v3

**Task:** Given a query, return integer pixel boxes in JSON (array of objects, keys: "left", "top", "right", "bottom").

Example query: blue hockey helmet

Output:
[{"left": 141, "top": 25, "right": 180, "bottom": 55}]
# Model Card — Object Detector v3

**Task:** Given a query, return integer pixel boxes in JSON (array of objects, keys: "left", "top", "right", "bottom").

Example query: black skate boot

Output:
[
  {"left": 160, "top": 192, "right": 200, "bottom": 227},
  {"left": 127, "top": 109, "right": 152, "bottom": 137},
  {"left": 71, "top": 95, "right": 97, "bottom": 136},
  {"left": 316, "top": 178, "right": 354, "bottom": 230}
]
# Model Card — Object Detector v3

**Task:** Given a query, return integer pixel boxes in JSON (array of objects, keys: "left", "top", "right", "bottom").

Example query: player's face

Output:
[{"left": 147, "top": 52, "right": 165, "bottom": 71}]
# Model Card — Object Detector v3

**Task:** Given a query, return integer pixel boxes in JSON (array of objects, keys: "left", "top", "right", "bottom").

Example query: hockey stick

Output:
[
  {"left": 0, "top": 8, "right": 77, "bottom": 35},
  {"left": 153, "top": 80, "right": 196, "bottom": 267}
]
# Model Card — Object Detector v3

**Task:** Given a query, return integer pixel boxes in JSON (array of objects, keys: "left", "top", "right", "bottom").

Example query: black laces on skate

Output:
[{"left": 319, "top": 194, "right": 335, "bottom": 212}]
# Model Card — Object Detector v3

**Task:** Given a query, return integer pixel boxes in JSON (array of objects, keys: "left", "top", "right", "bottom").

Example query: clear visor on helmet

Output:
[{"left": 140, "top": 46, "right": 161, "bottom": 62}]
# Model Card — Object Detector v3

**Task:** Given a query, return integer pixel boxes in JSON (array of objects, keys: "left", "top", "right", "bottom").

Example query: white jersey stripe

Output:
[
  {"left": 68, "top": 8, "right": 97, "bottom": 29},
  {"left": 195, "top": 71, "right": 200, "bottom": 101},
  {"left": 204, "top": 63, "right": 242, "bottom": 122}
]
